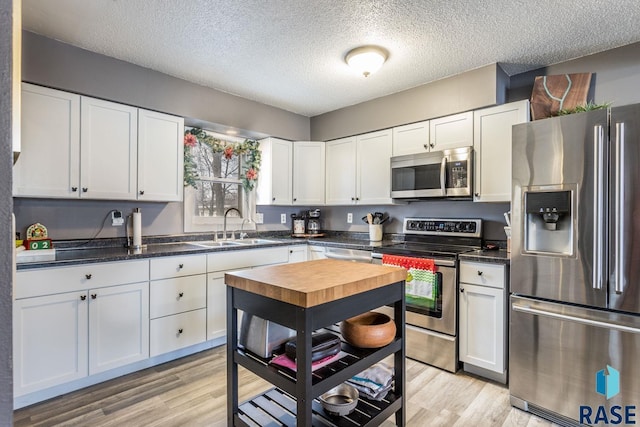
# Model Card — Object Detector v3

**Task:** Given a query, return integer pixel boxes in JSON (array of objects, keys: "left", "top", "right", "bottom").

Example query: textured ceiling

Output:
[{"left": 22, "top": 0, "right": 640, "bottom": 117}]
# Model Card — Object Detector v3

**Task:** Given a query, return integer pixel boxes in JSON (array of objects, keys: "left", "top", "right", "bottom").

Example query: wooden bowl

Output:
[{"left": 340, "top": 312, "right": 396, "bottom": 348}]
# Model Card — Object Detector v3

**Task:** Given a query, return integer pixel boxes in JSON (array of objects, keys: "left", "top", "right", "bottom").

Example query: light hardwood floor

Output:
[{"left": 14, "top": 346, "right": 557, "bottom": 426}]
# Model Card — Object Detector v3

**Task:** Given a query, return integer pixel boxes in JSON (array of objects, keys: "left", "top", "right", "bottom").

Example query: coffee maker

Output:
[{"left": 306, "top": 209, "right": 322, "bottom": 234}]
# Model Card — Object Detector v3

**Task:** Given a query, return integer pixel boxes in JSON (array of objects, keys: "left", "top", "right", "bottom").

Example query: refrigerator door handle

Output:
[
  {"left": 512, "top": 303, "right": 640, "bottom": 334},
  {"left": 593, "top": 125, "right": 605, "bottom": 290},
  {"left": 614, "top": 122, "right": 626, "bottom": 294}
]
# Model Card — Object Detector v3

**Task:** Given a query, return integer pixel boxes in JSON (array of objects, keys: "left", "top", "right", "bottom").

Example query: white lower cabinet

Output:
[
  {"left": 13, "top": 291, "right": 89, "bottom": 396},
  {"left": 288, "top": 245, "right": 307, "bottom": 263},
  {"left": 149, "top": 255, "right": 207, "bottom": 356},
  {"left": 308, "top": 245, "right": 326, "bottom": 260},
  {"left": 14, "top": 260, "right": 150, "bottom": 397},
  {"left": 150, "top": 309, "right": 207, "bottom": 357},
  {"left": 458, "top": 261, "right": 507, "bottom": 381},
  {"left": 207, "top": 273, "right": 226, "bottom": 341},
  {"left": 89, "top": 282, "right": 149, "bottom": 374}
]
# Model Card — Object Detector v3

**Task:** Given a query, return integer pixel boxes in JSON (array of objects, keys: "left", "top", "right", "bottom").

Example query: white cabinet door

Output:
[
  {"left": 325, "top": 137, "right": 357, "bottom": 205},
  {"left": 392, "top": 120, "right": 429, "bottom": 156},
  {"left": 429, "top": 111, "right": 473, "bottom": 151},
  {"left": 207, "top": 273, "right": 226, "bottom": 341},
  {"left": 256, "top": 137, "right": 293, "bottom": 205},
  {"left": 293, "top": 141, "right": 325, "bottom": 205},
  {"left": 13, "top": 291, "right": 88, "bottom": 396},
  {"left": 14, "top": 83, "right": 80, "bottom": 198},
  {"left": 473, "top": 100, "right": 529, "bottom": 202},
  {"left": 80, "top": 97, "right": 138, "bottom": 200},
  {"left": 88, "top": 282, "right": 149, "bottom": 375},
  {"left": 138, "top": 109, "right": 184, "bottom": 201},
  {"left": 288, "top": 245, "right": 307, "bottom": 263},
  {"left": 459, "top": 283, "right": 504, "bottom": 373},
  {"left": 357, "top": 129, "right": 393, "bottom": 205}
]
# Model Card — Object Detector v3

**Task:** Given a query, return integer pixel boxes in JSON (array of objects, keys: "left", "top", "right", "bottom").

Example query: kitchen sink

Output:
[
  {"left": 233, "top": 238, "right": 279, "bottom": 245},
  {"left": 186, "top": 240, "right": 245, "bottom": 248}
]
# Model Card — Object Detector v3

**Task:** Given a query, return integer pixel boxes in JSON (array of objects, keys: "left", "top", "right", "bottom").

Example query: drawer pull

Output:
[
  {"left": 178, "top": 328, "right": 183, "bottom": 334},
  {"left": 178, "top": 292, "right": 184, "bottom": 298},
  {"left": 71, "top": 186, "right": 78, "bottom": 192},
  {"left": 178, "top": 263, "right": 184, "bottom": 269},
  {"left": 460, "top": 287, "right": 464, "bottom": 293},
  {"left": 80, "top": 295, "right": 87, "bottom": 301},
  {"left": 82, "top": 187, "right": 88, "bottom": 193},
  {"left": 139, "top": 190, "right": 145, "bottom": 195},
  {"left": 91, "top": 293, "right": 97, "bottom": 299},
  {"left": 477, "top": 271, "right": 483, "bottom": 276},
  {"left": 85, "top": 274, "right": 92, "bottom": 279}
]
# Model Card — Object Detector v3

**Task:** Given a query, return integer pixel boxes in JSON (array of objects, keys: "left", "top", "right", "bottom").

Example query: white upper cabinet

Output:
[
  {"left": 256, "top": 137, "right": 293, "bottom": 205},
  {"left": 325, "top": 136, "right": 357, "bottom": 205},
  {"left": 14, "top": 83, "right": 80, "bottom": 198},
  {"left": 326, "top": 130, "right": 392, "bottom": 205},
  {"left": 429, "top": 111, "right": 473, "bottom": 151},
  {"left": 473, "top": 100, "right": 529, "bottom": 202},
  {"left": 80, "top": 97, "right": 138, "bottom": 200},
  {"left": 137, "top": 109, "right": 184, "bottom": 202},
  {"left": 15, "top": 83, "right": 184, "bottom": 201},
  {"left": 293, "top": 141, "right": 325, "bottom": 205},
  {"left": 357, "top": 129, "right": 393, "bottom": 205},
  {"left": 392, "top": 120, "right": 429, "bottom": 156}
]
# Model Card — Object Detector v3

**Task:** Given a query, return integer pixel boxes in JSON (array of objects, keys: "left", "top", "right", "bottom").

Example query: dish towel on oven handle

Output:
[{"left": 382, "top": 254, "right": 437, "bottom": 308}]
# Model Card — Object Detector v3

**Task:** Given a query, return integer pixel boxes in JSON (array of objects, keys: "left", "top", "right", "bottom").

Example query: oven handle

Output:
[{"left": 371, "top": 253, "right": 456, "bottom": 267}]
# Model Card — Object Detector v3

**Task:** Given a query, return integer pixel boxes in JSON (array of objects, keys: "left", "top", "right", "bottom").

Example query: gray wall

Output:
[
  {"left": 13, "top": 38, "right": 640, "bottom": 244},
  {"left": 1, "top": 0, "right": 14, "bottom": 423},
  {"left": 22, "top": 31, "right": 310, "bottom": 141},
  {"left": 310, "top": 64, "right": 508, "bottom": 141}
]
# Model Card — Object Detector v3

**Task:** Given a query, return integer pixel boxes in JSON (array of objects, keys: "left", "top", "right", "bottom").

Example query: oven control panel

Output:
[{"left": 403, "top": 218, "right": 482, "bottom": 238}]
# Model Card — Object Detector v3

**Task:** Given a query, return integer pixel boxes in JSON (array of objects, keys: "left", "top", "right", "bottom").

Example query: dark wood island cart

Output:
[{"left": 225, "top": 258, "right": 407, "bottom": 426}]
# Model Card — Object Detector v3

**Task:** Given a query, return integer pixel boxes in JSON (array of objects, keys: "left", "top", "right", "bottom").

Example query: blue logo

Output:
[{"left": 596, "top": 365, "right": 620, "bottom": 400}]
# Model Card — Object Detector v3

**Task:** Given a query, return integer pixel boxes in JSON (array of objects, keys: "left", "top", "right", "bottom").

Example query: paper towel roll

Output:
[{"left": 132, "top": 209, "right": 142, "bottom": 248}]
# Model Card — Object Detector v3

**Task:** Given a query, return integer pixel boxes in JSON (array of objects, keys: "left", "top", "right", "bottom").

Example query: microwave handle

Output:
[{"left": 440, "top": 157, "right": 447, "bottom": 196}]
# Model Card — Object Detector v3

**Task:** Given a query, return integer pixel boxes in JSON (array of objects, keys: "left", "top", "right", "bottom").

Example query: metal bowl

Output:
[{"left": 319, "top": 383, "right": 359, "bottom": 417}]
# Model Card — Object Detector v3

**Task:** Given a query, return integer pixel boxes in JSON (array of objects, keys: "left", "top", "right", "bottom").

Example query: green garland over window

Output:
[{"left": 183, "top": 127, "right": 261, "bottom": 192}]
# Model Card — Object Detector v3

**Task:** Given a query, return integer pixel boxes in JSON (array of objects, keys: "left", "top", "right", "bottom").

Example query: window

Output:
[{"left": 183, "top": 128, "right": 258, "bottom": 234}]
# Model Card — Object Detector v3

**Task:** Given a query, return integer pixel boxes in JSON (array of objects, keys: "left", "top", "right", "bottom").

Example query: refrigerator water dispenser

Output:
[{"left": 524, "top": 190, "right": 573, "bottom": 255}]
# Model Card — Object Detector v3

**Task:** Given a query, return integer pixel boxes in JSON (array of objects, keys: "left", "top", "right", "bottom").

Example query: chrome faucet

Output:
[
  {"left": 223, "top": 208, "right": 241, "bottom": 240},
  {"left": 238, "top": 218, "right": 252, "bottom": 240}
]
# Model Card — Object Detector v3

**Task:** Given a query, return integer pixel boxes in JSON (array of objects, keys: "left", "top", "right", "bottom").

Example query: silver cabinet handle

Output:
[{"left": 440, "top": 157, "right": 447, "bottom": 196}]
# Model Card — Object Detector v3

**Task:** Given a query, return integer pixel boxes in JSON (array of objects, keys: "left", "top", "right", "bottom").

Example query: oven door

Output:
[
  {"left": 373, "top": 255, "right": 457, "bottom": 336},
  {"left": 390, "top": 151, "right": 446, "bottom": 198}
]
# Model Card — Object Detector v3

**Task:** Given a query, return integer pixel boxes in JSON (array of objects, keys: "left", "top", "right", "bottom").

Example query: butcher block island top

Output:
[{"left": 224, "top": 259, "right": 407, "bottom": 308}]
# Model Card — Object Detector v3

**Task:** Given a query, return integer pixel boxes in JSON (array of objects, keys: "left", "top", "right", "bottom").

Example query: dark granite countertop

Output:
[
  {"left": 16, "top": 234, "right": 399, "bottom": 270},
  {"left": 459, "top": 249, "right": 511, "bottom": 265}
]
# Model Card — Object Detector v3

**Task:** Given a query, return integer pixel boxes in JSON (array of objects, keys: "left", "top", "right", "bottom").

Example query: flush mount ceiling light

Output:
[{"left": 345, "top": 45, "right": 388, "bottom": 77}]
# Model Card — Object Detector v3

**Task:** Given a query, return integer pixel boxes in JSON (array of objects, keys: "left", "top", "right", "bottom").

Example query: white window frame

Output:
[{"left": 183, "top": 130, "right": 257, "bottom": 234}]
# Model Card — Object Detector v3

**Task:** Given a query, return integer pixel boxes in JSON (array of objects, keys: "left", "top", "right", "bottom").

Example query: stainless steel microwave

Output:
[{"left": 390, "top": 146, "right": 473, "bottom": 199}]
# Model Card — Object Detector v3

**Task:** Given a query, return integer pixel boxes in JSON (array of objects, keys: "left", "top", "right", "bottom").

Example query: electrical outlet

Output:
[
  {"left": 111, "top": 210, "right": 124, "bottom": 226},
  {"left": 281, "top": 213, "right": 287, "bottom": 224},
  {"left": 347, "top": 213, "right": 353, "bottom": 224},
  {"left": 255, "top": 212, "right": 264, "bottom": 224}
]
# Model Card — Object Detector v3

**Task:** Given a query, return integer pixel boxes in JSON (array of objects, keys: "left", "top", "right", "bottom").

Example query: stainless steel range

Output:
[{"left": 372, "top": 217, "right": 482, "bottom": 372}]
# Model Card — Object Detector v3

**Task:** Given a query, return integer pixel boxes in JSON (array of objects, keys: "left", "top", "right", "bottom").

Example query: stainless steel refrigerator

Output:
[{"left": 510, "top": 104, "right": 640, "bottom": 426}]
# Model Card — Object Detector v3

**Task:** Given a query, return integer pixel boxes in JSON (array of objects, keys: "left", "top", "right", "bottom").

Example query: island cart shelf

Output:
[{"left": 225, "top": 259, "right": 407, "bottom": 426}]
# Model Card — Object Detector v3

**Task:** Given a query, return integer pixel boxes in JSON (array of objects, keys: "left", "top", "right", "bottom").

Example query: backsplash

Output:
[{"left": 14, "top": 197, "right": 509, "bottom": 242}]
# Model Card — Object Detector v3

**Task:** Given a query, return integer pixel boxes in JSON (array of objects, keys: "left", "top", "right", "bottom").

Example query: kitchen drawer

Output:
[
  {"left": 15, "top": 260, "right": 149, "bottom": 299},
  {"left": 207, "top": 247, "right": 289, "bottom": 272},
  {"left": 150, "top": 309, "right": 207, "bottom": 357},
  {"left": 459, "top": 261, "right": 505, "bottom": 289},
  {"left": 150, "top": 254, "right": 207, "bottom": 280},
  {"left": 150, "top": 275, "right": 207, "bottom": 319}
]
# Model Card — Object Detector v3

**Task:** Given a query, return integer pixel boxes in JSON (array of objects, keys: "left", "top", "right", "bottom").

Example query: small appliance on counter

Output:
[
  {"left": 306, "top": 209, "right": 322, "bottom": 234},
  {"left": 291, "top": 213, "right": 306, "bottom": 235}
]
